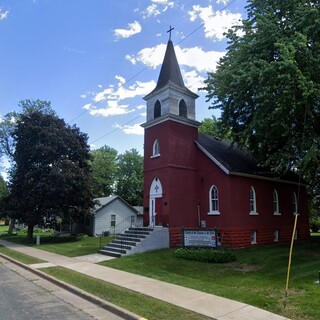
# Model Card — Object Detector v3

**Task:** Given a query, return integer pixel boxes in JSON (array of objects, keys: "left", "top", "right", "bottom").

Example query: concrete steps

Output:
[{"left": 99, "top": 227, "right": 154, "bottom": 258}]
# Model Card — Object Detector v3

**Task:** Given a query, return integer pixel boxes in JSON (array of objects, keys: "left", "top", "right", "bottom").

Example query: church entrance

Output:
[{"left": 149, "top": 177, "right": 163, "bottom": 227}]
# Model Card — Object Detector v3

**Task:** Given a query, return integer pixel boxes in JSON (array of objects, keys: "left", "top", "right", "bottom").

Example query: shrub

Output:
[
  {"left": 174, "top": 247, "right": 237, "bottom": 263},
  {"left": 310, "top": 218, "right": 320, "bottom": 232}
]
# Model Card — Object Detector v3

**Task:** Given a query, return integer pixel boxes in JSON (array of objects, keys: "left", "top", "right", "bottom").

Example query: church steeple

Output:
[
  {"left": 143, "top": 38, "right": 198, "bottom": 124},
  {"left": 155, "top": 40, "right": 185, "bottom": 91}
]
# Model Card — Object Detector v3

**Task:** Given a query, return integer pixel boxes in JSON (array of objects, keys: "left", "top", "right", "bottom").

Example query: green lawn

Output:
[
  {"left": 0, "top": 232, "right": 114, "bottom": 257},
  {"left": 99, "top": 237, "right": 320, "bottom": 320},
  {"left": 0, "top": 246, "right": 46, "bottom": 264},
  {"left": 42, "top": 266, "right": 212, "bottom": 320},
  {"left": 1, "top": 228, "right": 320, "bottom": 319}
]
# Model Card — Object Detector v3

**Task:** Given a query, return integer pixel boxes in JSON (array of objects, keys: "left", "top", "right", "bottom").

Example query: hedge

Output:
[{"left": 174, "top": 247, "right": 237, "bottom": 263}]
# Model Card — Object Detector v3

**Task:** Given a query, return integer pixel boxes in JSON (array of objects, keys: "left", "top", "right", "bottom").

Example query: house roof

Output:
[
  {"left": 195, "top": 133, "right": 301, "bottom": 183},
  {"left": 93, "top": 196, "right": 140, "bottom": 215}
]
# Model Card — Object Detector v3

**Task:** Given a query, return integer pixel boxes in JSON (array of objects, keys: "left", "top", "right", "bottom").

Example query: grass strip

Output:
[
  {"left": 100, "top": 239, "right": 320, "bottom": 320},
  {"left": 1, "top": 234, "right": 113, "bottom": 257},
  {"left": 41, "top": 266, "right": 213, "bottom": 320},
  {"left": 0, "top": 245, "right": 46, "bottom": 264}
]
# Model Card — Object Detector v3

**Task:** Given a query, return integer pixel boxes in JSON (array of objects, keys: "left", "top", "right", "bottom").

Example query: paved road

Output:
[{"left": 0, "top": 259, "right": 124, "bottom": 320}]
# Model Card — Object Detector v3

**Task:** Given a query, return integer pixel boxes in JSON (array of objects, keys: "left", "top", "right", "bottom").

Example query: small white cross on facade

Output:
[{"left": 154, "top": 185, "right": 159, "bottom": 193}]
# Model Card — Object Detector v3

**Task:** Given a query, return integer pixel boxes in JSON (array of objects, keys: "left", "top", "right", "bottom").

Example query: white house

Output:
[{"left": 86, "top": 196, "right": 143, "bottom": 236}]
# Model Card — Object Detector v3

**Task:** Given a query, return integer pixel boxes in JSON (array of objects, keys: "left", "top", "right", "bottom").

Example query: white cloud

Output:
[
  {"left": 126, "top": 44, "right": 167, "bottom": 69},
  {"left": 115, "top": 122, "right": 144, "bottom": 135},
  {"left": 188, "top": 5, "right": 242, "bottom": 41},
  {"left": 216, "top": 0, "right": 230, "bottom": 4},
  {"left": 83, "top": 77, "right": 155, "bottom": 118},
  {"left": 183, "top": 70, "right": 206, "bottom": 92},
  {"left": 89, "top": 101, "right": 132, "bottom": 117},
  {"left": 143, "top": 4, "right": 160, "bottom": 18},
  {"left": 0, "top": 9, "right": 9, "bottom": 20},
  {"left": 126, "top": 43, "right": 225, "bottom": 73},
  {"left": 114, "top": 21, "right": 142, "bottom": 39},
  {"left": 142, "top": 0, "right": 174, "bottom": 18}
]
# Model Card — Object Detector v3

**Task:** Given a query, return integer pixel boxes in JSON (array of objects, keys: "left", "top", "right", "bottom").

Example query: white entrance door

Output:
[
  {"left": 150, "top": 197, "right": 156, "bottom": 227},
  {"left": 149, "top": 177, "right": 163, "bottom": 227}
]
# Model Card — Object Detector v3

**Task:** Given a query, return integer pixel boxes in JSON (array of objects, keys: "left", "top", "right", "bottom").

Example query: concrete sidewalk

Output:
[{"left": 0, "top": 240, "right": 289, "bottom": 320}]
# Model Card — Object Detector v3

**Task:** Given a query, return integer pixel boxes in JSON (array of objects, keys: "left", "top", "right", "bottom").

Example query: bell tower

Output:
[{"left": 142, "top": 34, "right": 200, "bottom": 246}]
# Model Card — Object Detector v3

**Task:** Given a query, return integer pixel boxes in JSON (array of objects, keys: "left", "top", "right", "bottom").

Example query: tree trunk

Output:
[
  {"left": 7, "top": 220, "right": 15, "bottom": 235},
  {"left": 27, "top": 225, "right": 34, "bottom": 241}
]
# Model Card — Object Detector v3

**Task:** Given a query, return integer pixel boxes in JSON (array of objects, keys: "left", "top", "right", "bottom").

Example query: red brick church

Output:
[{"left": 141, "top": 39, "right": 310, "bottom": 248}]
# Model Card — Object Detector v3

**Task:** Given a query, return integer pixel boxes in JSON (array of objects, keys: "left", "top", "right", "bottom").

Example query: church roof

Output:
[
  {"left": 156, "top": 40, "right": 184, "bottom": 90},
  {"left": 145, "top": 40, "right": 197, "bottom": 98},
  {"left": 196, "top": 133, "right": 301, "bottom": 183}
]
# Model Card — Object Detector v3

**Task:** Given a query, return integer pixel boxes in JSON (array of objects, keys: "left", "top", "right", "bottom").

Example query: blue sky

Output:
[{"left": 0, "top": 0, "right": 247, "bottom": 162}]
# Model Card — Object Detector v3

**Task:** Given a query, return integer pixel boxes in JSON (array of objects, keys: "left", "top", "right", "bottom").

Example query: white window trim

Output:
[
  {"left": 251, "top": 231, "right": 257, "bottom": 245},
  {"left": 151, "top": 139, "right": 161, "bottom": 158},
  {"left": 273, "top": 189, "right": 281, "bottom": 215},
  {"left": 249, "top": 186, "right": 258, "bottom": 215},
  {"left": 208, "top": 210, "right": 221, "bottom": 216},
  {"left": 293, "top": 192, "right": 298, "bottom": 215},
  {"left": 208, "top": 185, "right": 220, "bottom": 215}
]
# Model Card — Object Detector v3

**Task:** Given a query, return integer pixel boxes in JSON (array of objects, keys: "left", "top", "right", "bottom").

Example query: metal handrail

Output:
[{"left": 110, "top": 215, "right": 133, "bottom": 236}]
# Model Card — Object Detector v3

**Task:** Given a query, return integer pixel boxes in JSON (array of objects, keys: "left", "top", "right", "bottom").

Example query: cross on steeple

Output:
[{"left": 167, "top": 25, "right": 174, "bottom": 40}]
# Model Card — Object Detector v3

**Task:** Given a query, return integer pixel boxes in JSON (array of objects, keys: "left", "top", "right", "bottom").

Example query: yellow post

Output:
[{"left": 284, "top": 213, "right": 298, "bottom": 306}]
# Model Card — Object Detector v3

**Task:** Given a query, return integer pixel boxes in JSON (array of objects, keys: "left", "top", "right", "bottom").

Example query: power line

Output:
[
  {"left": 89, "top": 114, "right": 143, "bottom": 145},
  {"left": 72, "top": 0, "right": 239, "bottom": 143}
]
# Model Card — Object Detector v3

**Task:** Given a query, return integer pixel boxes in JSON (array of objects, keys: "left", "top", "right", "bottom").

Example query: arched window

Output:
[
  {"left": 179, "top": 99, "right": 187, "bottom": 117},
  {"left": 273, "top": 189, "right": 280, "bottom": 215},
  {"left": 152, "top": 139, "right": 160, "bottom": 157},
  {"left": 249, "top": 186, "right": 257, "bottom": 215},
  {"left": 154, "top": 100, "right": 161, "bottom": 119},
  {"left": 208, "top": 185, "right": 219, "bottom": 215},
  {"left": 293, "top": 192, "right": 298, "bottom": 214}
]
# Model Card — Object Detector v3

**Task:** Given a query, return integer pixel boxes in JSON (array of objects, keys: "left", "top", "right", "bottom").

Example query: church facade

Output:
[{"left": 141, "top": 40, "right": 310, "bottom": 248}]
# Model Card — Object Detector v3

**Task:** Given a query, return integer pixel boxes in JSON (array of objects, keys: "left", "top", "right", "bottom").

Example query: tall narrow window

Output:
[
  {"left": 154, "top": 100, "right": 161, "bottom": 119},
  {"left": 273, "top": 189, "right": 280, "bottom": 215},
  {"left": 208, "top": 185, "right": 219, "bottom": 214},
  {"left": 274, "top": 229, "right": 279, "bottom": 242},
  {"left": 293, "top": 192, "right": 298, "bottom": 214},
  {"left": 249, "top": 186, "right": 257, "bottom": 214},
  {"left": 251, "top": 231, "right": 257, "bottom": 244},
  {"left": 179, "top": 99, "right": 187, "bottom": 117},
  {"left": 110, "top": 214, "right": 116, "bottom": 227},
  {"left": 152, "top": 139, "right": 160, "bottom": 157}
]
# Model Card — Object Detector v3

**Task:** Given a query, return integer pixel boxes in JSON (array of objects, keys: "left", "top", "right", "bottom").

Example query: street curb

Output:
[{"left": 0, "top": 253, "right": 147, "bottom": 320}]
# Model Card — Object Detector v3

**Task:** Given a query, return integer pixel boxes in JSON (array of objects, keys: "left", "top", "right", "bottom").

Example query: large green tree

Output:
[
  {"left": 8, "top": 109, "right": 94, "bottom": 240},
  {"left": 90, "top": 145, "right": 118, "bottom": 197},
  {"left": 115, "top": 149, "right": 143, "bottom": 206},
  {"left": 203, "top": 0, "right": 320, "bottom": 205},
  {"left": 199, "top": 115, "right": 232, "bottom": 139}
]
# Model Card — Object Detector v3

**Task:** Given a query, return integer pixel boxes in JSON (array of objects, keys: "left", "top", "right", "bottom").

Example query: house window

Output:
[
  {"left": 110, "top": 214, "right": 116, "bottom": 227},
  {"left": 179, "top": 99, "right": 187, "bottom": 117},
  {"left": 293, "top": 192, "right": 298, "bottom": 214},
  {"left": 131, "top": 215, "right": 135, "bottom": 226},
  {"left": 208, "top": 185, "right": 220, "bottom": 215},
  {"left": 152, "top": 139, "right": 160, "bottom": 157},
  {"left": 249, "top": 186, "right": 258, "bottom": 215},
  {"left": 273, "top": 189, "right": 280, "bottom": 215},
  {"left": 274, "top": 229, "right": 279, "bottom": 242},
  {"left": 154, "top": 100, "right": 161, "bottom": 119},
  {"left": 251, "top": 231, "right": 257, "bottom": 244}
]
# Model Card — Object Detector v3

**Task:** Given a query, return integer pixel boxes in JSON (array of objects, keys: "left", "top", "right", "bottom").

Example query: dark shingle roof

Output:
[
  {"left": 196, "top": 133, "right": 300, "bottom": 182},
  {"left": 156, "top": 40, "right": 185, "bottom": 90}
]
